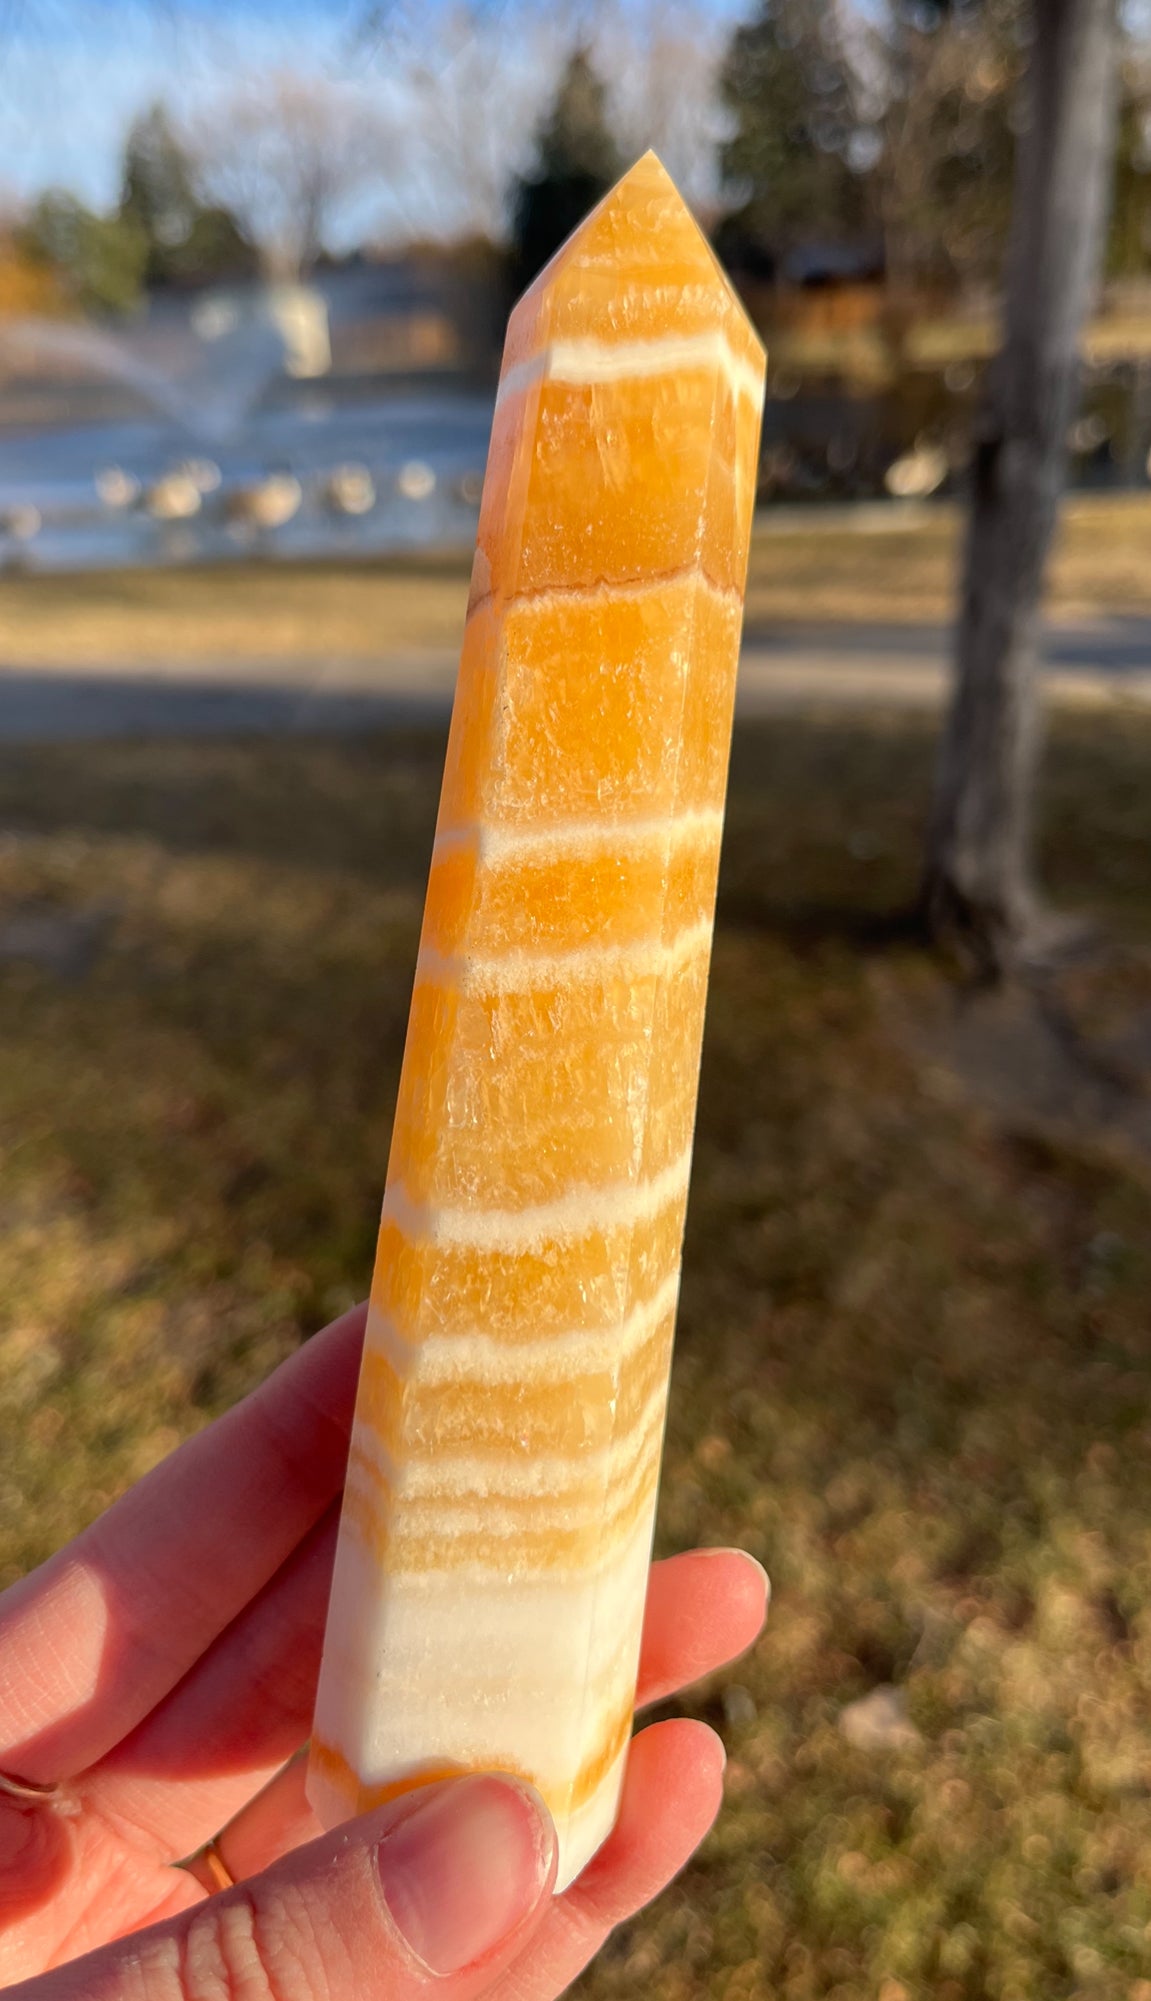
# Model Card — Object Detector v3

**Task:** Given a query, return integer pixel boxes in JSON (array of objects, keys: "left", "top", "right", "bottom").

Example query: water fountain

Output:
[
  {"left": 0, "top": 284, "right": 496, "bottom": 570},
  {"left": 0, "top": 296, "right": 288, "bottom": 443}
]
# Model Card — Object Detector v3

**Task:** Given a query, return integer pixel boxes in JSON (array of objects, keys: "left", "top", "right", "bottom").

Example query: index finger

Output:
[{"left": 0, "top": 1302, "right": 365, "bottom": 1784}]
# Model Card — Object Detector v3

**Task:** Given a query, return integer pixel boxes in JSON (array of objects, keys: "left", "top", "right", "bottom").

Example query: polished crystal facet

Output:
[{"left": 308, "top": 153, "right": 765, "bottom": 1890}]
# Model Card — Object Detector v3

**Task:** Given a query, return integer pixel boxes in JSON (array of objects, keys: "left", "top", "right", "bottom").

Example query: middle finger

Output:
[{"left": 78, "top": 1506, "right": 340, "bottom": 1856}]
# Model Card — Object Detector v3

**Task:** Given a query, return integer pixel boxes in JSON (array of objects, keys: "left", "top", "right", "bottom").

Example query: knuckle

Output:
[{"left": 173, "top": 1891, "right": 320, "bottom": 2001}]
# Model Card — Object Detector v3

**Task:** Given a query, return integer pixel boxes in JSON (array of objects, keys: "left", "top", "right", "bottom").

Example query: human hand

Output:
[{"left": 0, "top": 1303, "right": 768, "bottom": 2000}]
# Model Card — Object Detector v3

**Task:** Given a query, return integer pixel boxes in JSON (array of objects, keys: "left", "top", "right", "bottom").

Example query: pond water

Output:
[
  {"left": 1, "top": 358, "right": 1148, "bottom": 574},
  {"left": 0, "top": 388, "right": 494, "bottom": 572}
]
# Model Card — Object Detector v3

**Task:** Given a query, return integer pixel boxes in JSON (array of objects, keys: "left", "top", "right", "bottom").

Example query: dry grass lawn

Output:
[
  {"left": 2, "top": 708, "right": 1151, "bottom": 1994},
  {"left": 3, "top": 493, "right": 1151, "bottom": 672}
]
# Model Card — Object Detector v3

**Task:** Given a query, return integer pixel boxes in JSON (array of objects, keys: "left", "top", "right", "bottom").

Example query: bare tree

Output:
[
  {"left": 358, "top": 3, "right": 566, "bottom": 243},
  {"left": 925, "top": 0, "right": 1121, "bottom": 975},
  {"left": 594, "top": 0, "right": 732, "bottom": 210},
  {"left": 357, "top": 0, "right": 732, "bottom": 245},
  {"left": 874, "top": 1, "right": 1021, "bottom": 294},
  {"left": 189, "top": 72, "right": 397, "bottom": 279}
]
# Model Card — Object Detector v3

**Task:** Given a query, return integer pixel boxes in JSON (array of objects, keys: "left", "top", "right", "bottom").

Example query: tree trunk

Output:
[{"left": 924, "top": 0, "right": 1120, "bottom": 977}]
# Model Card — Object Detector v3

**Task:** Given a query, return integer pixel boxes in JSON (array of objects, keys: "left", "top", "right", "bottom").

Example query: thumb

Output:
[{"left": 33, "top": 1775, "right": 557, "bottom": 2001}]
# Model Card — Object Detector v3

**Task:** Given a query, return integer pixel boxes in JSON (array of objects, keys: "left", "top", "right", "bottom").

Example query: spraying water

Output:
[{"left": 0, "top": 293, "right": 292, "bottom": 444}]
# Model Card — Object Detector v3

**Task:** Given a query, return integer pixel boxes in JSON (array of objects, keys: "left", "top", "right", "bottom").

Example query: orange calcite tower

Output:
[{"left": 308, "top": 153, "right": 765, "bottom": 1889}]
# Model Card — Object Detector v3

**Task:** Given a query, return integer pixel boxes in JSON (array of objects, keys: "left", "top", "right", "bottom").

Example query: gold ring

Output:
[
  {"left": 0, "top": 1768, "right": 60, "bottom": 1803},
  {"left": 175, "top": 1837, "right": 235, "bottom": 1895}
]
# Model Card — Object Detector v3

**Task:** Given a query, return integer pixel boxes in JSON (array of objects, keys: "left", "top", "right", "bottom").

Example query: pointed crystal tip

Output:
[{"left": 508, "top": 152, "right": 764, "bottom": 366}]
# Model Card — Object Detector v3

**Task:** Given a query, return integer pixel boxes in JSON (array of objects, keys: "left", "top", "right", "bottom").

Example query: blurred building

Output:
[
  {"left": 319, "top": 258, "right": 462, "bottom": 379},
  {"left": 0, "top": 244, "right": 503, "bottom": 430}
]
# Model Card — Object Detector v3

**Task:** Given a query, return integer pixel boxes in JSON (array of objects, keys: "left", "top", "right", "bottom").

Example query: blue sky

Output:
[
  {"left": 0, "top": 2, "right": 364, "bottom": 209},
  {"left": 0, "top": 0, "right": 745, "bottom": 242}
]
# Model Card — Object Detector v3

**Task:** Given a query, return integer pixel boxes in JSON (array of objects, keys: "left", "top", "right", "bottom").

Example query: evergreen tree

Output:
[
  {"left": 20, "top": 190, "right": 147, "bottom": 317},
  {"left": 717, "top": 0, "right": 868, "bottom": 271},
  {"left": 875, "top": 0, "right": 1021, "bottom": 290},
  {"left": 119, "top": 103, "right": 256, "bottom": 290},
  {"left": 876, "top": 1, "right": 1151, "bottom": 292},
  {"left": 511, "top": 47, "right": 623, "bottom": 289},
  {"left": 120, "top": 106, "right": 198, "bottom": 249},
  {"left": 1107, "top": 59, "right": 1151, "bottom": 276}
]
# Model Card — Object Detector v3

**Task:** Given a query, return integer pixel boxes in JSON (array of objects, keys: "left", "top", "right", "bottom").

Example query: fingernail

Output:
[{"left": 376, "top": 1775, "right": 552, "bottom": 1976}]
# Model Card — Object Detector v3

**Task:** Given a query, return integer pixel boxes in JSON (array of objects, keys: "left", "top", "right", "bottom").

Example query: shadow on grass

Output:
[
  {"left": 0, "top": 713, "right": 934, "bottom": 900},
  {"left": 0, "top": 721, "right": 448, "bottom": 882}
]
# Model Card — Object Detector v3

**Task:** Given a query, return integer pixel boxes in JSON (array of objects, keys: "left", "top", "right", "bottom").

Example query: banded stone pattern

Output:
[{"left": 309, "top": 152, "right": 765, "bottom": 1891}]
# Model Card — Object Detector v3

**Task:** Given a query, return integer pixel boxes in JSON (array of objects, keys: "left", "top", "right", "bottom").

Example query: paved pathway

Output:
[
  {"left": 2, "top": 617, "right": 1151, "bottom": 739},
  {"left": 737, "top": 616, "right": 1151, "bottom": 710}
]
